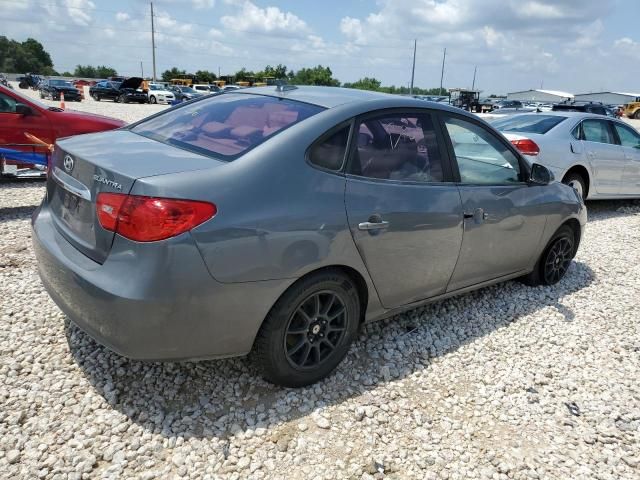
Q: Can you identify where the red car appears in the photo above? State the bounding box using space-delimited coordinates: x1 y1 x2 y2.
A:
0 85 125 177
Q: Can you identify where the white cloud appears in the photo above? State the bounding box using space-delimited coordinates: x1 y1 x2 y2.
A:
115 12 130 22
192 0 215 8
64 0 95 26
221 1 309 36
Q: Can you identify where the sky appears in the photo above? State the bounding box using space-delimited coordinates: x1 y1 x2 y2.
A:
1 0 639 95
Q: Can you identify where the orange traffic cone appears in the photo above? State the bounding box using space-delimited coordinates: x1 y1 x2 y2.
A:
60 91 65 109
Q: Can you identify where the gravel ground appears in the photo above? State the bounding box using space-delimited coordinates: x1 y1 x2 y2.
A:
2 83 640 479
1 181 639 480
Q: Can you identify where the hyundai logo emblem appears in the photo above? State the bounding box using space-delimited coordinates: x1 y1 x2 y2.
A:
63 155 74 172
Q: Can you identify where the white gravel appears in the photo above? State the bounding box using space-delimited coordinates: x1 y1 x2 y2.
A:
2 84 640 479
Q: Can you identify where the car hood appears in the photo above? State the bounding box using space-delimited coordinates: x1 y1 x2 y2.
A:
119 77 143 90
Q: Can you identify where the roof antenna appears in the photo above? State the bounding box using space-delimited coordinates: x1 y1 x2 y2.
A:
275 80 297 92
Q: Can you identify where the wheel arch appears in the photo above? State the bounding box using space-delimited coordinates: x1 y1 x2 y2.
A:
562 164 591 198
561 218 582 256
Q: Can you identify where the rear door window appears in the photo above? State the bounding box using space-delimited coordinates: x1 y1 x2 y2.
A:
131 94 324 159
613 122 640 148
348 112 445 183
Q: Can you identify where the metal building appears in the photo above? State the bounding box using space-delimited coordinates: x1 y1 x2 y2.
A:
573 92 640 106
506 89 574 103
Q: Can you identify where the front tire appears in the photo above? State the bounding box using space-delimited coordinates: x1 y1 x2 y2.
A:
634 110 640 120
562 172 587 201
149 95 157 104
118 94 127 103
251 270 361 387
520 225 575 286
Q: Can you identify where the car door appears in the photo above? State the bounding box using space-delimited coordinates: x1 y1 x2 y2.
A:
439 113 547 292
344 110 463 309
578 119 625 195
612 121 640 195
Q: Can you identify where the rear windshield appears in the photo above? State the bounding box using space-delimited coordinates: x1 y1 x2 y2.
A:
493 114 567 134
131 93 324 159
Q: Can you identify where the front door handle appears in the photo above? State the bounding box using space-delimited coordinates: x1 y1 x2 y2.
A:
358 220 390 231
463 208 488 224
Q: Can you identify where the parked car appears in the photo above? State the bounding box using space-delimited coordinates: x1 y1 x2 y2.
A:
0 73 11 89
32 86 586 387
192 84 214 94
222 85 242 91
17 73 41 89
0 85 124 177
552 101 607 116
492 100 523 110
89 78 147 103
147 84 175 104
39 79 82 102
494 111 640 199
170 85 204 102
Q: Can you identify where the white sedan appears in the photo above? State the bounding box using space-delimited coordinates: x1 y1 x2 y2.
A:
147 84 175 104
492 112 640 199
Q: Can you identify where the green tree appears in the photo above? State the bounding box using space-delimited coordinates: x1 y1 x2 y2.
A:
161 67 187 83
343 77 382 91
0 36 56 74
94 65 117 78
290 65 339 86
233 68 255 82
195 70 217 83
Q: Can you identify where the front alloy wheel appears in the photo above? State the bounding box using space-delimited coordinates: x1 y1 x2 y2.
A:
543 235 573 284
252 270 360 387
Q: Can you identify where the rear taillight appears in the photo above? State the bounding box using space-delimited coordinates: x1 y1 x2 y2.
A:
510 138 540 156
96 193 216 242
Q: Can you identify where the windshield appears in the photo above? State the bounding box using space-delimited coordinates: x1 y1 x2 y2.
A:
110 82 122 89
180 87 196 93
493 115 567 134
50 80 73 87
131 93 324 159
150 85 161 90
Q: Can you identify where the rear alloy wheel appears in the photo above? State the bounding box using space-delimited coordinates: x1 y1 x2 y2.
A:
118 94 127 104
149 96 157 104
520 225 575 286
252 270 360 387
562 172 587 201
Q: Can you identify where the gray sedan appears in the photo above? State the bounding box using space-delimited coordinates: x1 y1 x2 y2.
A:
32 86 586 387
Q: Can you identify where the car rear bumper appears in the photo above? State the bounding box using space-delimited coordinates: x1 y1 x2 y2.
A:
32 201 291 361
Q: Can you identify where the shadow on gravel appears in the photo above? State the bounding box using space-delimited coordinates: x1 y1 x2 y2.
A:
585 199 640 223
0 205 38 223
65 260 595 441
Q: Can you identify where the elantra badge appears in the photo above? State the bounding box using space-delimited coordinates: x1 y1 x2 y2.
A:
63 155 74 172
93 174 122 191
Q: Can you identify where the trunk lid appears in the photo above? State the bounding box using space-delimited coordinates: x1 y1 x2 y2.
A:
48 129 223 263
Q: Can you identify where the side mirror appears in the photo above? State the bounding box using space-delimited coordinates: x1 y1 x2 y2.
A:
15 104 33 116
529 163 553 185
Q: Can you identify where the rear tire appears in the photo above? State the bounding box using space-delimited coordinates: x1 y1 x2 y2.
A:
634 110 640 120
520 225 575 287
118 94 127 103
149 96 157 104
562 172 587 201
251 270 361 387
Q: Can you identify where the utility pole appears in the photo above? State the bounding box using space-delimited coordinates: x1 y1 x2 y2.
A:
439 48 447 96
140 61 144 78
409 39 416 95
150 2 157 82
471 65 477 91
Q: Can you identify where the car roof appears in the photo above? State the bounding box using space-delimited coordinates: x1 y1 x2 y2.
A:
231 85 473 115
233 85 401 108
512 111 610 120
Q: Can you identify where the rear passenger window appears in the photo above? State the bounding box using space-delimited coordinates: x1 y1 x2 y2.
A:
309 126 350 171
613 123 640 148
348 113 444 182
582 120 614 144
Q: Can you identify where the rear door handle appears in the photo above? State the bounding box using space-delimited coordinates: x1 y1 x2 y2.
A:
358 221 390 231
